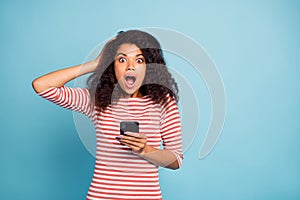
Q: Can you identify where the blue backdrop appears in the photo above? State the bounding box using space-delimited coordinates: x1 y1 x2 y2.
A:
1 0 299 199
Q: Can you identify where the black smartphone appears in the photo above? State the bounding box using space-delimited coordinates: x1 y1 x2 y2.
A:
120 121 139 135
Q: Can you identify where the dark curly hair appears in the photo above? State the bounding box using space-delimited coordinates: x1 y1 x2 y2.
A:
86 30 179 111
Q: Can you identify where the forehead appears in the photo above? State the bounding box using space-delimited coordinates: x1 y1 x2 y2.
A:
116 43 142 56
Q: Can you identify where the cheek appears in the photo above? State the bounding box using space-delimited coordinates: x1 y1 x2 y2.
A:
137 65 147 82
141 65 147 77
114 63 123 80
139 64 146 73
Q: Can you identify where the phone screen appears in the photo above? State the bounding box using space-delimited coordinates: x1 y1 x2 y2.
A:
120 121 139 135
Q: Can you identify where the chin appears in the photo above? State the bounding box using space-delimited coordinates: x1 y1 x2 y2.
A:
119 87 136 97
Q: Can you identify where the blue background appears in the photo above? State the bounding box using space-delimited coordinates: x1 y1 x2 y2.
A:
1 0 299 199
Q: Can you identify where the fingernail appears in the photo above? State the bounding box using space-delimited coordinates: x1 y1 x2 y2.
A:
115 136 121 140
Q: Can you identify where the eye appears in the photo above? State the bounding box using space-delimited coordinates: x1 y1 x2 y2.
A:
118 57 126 63
136 58 144 63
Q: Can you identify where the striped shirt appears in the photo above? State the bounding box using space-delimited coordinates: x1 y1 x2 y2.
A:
39 86 183 200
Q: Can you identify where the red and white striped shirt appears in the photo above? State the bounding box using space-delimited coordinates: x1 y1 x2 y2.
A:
39 86 183 200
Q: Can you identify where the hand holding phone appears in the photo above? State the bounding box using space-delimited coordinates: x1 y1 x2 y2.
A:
117 121 147 154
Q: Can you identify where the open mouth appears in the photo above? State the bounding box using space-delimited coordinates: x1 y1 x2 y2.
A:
124 75 136 88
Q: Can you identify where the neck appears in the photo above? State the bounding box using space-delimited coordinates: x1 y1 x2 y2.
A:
120 90 143 98
131 90 143 98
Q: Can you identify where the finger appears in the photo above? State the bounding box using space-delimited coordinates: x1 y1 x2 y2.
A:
121 135 144 143
123 143 142 154
116 135 143 143
121 141 145 154
121 138 146 149
125 132 147 139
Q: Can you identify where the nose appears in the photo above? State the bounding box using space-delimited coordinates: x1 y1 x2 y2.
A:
126 59 135 71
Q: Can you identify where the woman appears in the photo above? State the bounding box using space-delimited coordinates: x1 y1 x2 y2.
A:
32 30 183 200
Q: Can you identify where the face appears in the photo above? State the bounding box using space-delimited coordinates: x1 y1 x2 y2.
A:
114 43 146 97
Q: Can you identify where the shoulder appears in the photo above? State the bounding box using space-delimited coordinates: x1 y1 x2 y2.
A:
160 93 179 114
162 93 178 106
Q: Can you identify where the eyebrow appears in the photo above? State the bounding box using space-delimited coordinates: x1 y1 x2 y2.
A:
115 53 144 57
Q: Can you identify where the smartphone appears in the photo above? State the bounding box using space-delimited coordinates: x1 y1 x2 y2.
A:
120 121 139 135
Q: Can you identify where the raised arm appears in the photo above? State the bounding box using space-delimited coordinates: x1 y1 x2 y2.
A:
32 37 115 93
32 59 98 94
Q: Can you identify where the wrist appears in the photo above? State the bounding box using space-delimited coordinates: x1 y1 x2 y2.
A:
80 60 97 74
88 60 98 72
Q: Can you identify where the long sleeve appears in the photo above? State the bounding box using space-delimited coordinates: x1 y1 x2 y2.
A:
38 86 94 119
160 96 183 167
